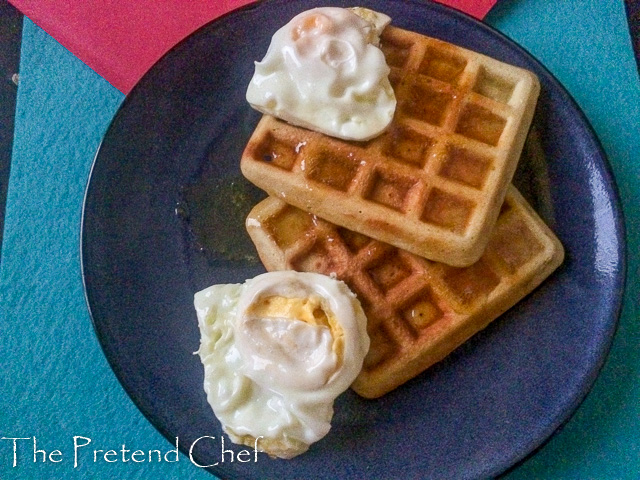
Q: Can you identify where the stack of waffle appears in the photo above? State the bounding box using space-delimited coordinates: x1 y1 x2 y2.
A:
240 25 564 398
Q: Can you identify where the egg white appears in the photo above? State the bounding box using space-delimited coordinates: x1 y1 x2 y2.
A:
194 271 369 458
246 7 396 141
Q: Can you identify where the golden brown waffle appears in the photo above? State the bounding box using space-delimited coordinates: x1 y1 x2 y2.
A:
241 25 540 267
245 187 564 398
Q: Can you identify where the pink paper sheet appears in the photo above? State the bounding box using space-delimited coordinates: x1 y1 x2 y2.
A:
10 0 496 93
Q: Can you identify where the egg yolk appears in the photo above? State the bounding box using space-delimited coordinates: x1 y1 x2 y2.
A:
291 13 334 41
246 295 345 362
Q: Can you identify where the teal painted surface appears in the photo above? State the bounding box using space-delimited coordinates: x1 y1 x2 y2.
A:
1 0 638 478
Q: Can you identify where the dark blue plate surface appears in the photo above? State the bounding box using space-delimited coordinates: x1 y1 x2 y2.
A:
81 1 625 479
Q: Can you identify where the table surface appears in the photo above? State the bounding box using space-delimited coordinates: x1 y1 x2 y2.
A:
1 1 639 479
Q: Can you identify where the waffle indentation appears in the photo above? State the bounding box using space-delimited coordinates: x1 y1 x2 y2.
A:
419 47 468 85
337 227 371 254
362 328 396 369
489 214 544 272
252 132 298 171
441 258 500 305
291 241 338 275
366 250 414 294
305 149 360 191
499 201 513 216
473 66 516 104
382 125 434 168
421 188 475 233
365 169 420 212
401 289 444 330
456 103 506 146
438 145 492 189
402 81 454 127
265 205 314 249
380 37 412 68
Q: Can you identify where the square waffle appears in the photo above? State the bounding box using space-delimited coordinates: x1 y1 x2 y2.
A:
245 187 564 398
241 25 540 267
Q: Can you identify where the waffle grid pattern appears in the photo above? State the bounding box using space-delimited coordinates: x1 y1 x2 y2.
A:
241 26 539 266
247 187 564 398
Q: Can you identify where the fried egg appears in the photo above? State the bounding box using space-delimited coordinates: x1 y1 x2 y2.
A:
246 7 396 141
194 271 369 459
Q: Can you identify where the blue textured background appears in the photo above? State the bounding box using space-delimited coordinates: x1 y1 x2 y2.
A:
1 0 638 478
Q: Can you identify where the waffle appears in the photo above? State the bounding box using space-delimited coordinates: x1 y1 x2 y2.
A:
241 25 540 267
245 187 564 398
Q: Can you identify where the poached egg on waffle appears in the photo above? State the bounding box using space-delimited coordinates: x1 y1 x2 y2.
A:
246 7 396 141
194 271 369 459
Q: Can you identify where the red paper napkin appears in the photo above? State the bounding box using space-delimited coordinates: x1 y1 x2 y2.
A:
9 0 496 94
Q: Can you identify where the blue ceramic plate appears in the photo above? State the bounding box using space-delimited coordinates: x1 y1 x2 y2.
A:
81 1 625 479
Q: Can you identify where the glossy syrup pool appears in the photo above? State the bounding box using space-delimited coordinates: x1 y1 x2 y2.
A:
177 174 265 266
174 105 266 269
